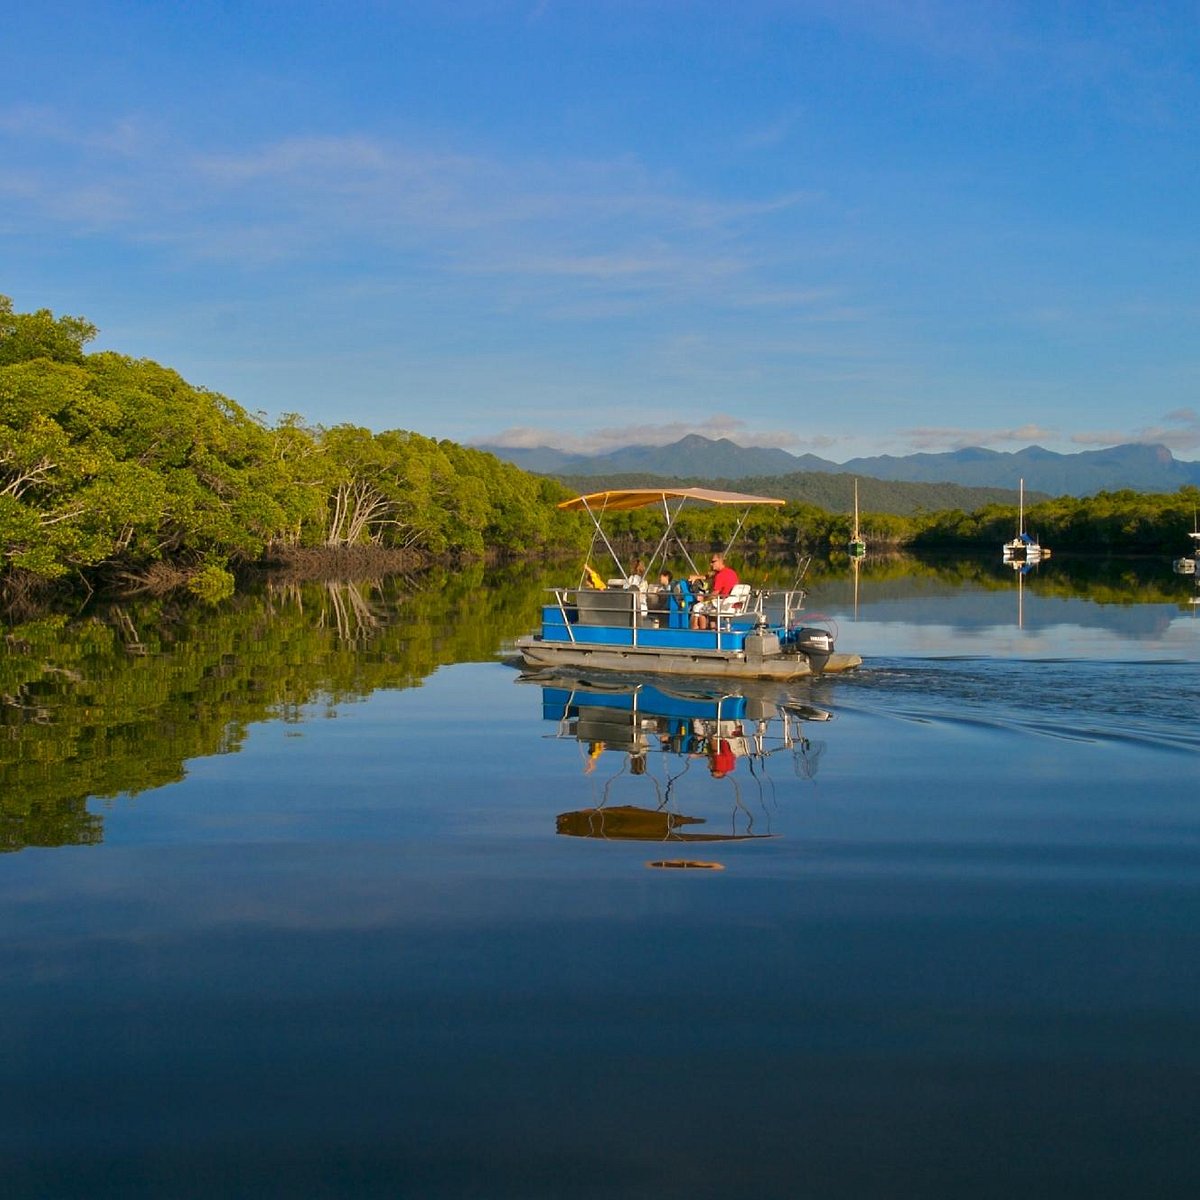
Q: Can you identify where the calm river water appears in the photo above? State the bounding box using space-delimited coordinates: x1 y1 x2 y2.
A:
2 556 1198 1198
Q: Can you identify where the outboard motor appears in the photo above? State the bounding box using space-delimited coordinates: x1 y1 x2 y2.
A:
794 626 834 671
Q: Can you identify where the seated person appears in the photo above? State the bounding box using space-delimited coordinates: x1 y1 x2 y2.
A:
690 553 739 630
621 558 650 618
646 569 673 620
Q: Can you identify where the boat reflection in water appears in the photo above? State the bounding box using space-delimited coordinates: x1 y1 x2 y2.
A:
1006 556 1040 628
521 671 830 867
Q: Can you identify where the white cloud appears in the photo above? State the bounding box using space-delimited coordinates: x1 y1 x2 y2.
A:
478 415 810 454
899 424 1059 451
0 111 834 332
182 133 810 250
460 250 741 282
0 105 160 156
194 135 396 182
1163 406 1197 424
743 109 803 150
1071 409 1200 452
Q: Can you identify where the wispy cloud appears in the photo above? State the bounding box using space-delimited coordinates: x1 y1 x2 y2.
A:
901 411 1200 455
1071 409 1200 452
0 110 830 317
901 424 1060 451
811 0 1199 134
0 104 160 156
742 109 804 150
75 123 804 242
479 415 810 454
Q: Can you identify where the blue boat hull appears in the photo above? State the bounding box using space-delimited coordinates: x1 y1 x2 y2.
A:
517 613 859 680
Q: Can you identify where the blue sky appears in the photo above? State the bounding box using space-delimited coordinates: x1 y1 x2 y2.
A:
2 1 1198 460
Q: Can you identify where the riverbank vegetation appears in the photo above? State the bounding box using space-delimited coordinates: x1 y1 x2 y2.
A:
0 297 583 605
908 488 1199 554
3 296 1196 612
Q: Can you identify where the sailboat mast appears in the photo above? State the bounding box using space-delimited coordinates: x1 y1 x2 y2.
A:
848 478 866 557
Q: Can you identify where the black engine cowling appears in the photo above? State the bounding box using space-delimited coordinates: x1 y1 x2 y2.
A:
793 626 834 671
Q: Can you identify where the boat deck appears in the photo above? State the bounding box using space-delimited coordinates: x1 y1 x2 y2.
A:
518 592 860 680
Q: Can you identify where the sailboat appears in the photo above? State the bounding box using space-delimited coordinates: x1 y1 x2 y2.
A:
848 478 866 558
1174 509 1200 575
1002 478 1043 565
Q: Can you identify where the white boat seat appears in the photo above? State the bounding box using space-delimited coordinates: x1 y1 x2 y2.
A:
713 583 752 615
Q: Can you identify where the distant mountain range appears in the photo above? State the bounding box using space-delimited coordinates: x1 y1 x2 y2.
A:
477 435 1200 497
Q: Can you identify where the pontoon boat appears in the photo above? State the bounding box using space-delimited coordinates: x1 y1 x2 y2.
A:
516 488 861 680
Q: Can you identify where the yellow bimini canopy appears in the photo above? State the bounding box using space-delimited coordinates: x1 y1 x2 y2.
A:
560 487 786 584
558 487 786 512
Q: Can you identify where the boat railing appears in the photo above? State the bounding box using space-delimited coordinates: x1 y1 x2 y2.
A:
548 587 578 643
546 584 812 646
753 588 808 630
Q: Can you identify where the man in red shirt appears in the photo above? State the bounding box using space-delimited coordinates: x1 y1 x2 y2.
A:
690 553 738 630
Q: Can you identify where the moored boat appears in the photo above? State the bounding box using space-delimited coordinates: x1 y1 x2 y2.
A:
516 488 861 680
1003 478 1045 565
1173 511 1200 574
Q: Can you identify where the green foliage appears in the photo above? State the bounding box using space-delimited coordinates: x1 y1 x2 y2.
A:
299 425 584 557
187 561 236 603
0 295 97 365
0 297 585 591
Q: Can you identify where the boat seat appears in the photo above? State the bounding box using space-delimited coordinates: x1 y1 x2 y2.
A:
575 587 640 626
667 578 695 629
714 583 752 615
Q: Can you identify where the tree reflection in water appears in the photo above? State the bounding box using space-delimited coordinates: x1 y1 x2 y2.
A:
0 564 549 852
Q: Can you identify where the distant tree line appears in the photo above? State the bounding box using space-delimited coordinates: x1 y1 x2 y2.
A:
908 488 1200 554
588 486 1199 557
